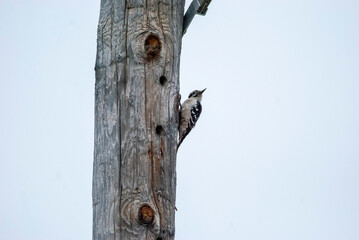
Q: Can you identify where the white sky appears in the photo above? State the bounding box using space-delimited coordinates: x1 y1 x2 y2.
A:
1 0 359 239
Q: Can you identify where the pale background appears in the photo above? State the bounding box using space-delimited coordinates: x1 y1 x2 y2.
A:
1 0 358 239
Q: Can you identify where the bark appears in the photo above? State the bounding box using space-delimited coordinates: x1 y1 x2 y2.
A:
93 0 185 239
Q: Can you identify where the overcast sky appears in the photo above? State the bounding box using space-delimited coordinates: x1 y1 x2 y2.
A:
1 0 358 239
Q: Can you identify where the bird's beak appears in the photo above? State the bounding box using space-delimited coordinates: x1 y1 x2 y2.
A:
201 88 207 94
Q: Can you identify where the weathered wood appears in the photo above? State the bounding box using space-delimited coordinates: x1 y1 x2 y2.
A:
93 0 185 239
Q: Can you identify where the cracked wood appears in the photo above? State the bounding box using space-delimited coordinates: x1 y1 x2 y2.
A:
93 0 185 239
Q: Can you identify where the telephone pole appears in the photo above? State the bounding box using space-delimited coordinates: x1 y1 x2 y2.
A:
93 0 185 239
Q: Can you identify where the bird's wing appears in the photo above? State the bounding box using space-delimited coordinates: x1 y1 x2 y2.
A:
177 101 202 149
190 100 202 126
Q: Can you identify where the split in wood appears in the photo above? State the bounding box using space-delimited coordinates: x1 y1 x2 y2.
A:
138 204 155 225
145 34 161 61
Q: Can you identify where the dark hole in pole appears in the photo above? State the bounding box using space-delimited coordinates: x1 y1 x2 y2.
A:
159 76 167 85
156 125 164 135
138 204 155 225
145 34 161 61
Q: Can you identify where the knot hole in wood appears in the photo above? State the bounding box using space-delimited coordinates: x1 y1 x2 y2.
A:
145 34 161 61
138 204 155 225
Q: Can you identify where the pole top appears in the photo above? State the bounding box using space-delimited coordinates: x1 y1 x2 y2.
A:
183 0 213 35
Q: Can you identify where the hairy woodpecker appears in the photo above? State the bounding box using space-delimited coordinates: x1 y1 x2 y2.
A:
177 88 206 149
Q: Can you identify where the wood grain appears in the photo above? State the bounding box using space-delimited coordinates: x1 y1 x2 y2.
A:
93 1 185 239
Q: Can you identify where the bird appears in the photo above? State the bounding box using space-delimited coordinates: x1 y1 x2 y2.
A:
177 88 206 150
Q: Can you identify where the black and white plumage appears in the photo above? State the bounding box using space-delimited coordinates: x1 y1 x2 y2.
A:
177 88 206 150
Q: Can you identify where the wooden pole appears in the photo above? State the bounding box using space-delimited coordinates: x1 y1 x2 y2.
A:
93 0 185 239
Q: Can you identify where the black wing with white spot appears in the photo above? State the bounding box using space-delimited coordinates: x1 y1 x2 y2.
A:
177 101 202 149
189 100 202 126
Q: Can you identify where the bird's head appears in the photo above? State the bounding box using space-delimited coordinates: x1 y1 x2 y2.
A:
188 88 206 101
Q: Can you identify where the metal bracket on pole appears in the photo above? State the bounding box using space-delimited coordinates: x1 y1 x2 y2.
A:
183 0 212 36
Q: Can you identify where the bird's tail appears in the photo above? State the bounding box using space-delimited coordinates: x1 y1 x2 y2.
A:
176 130 189 152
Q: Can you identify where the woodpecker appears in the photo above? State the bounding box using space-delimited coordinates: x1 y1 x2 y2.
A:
177 88 206 150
